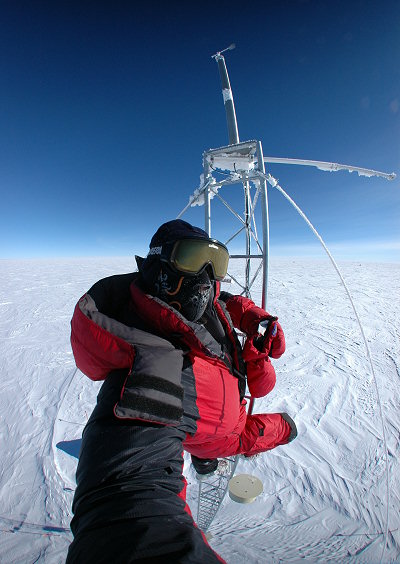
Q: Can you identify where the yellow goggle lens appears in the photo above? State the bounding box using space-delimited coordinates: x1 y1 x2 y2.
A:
170 239 229 280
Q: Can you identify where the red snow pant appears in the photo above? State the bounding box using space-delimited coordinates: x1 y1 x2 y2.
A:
184 409 292 460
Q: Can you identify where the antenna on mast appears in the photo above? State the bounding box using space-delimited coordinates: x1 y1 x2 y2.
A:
211 45 239 145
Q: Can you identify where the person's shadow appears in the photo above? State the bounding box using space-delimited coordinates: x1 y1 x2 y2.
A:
56 439 82 459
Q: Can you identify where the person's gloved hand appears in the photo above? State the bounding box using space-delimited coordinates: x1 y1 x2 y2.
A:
253 316 285 359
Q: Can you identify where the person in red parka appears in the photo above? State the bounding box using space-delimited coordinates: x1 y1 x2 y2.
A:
66 219 296 563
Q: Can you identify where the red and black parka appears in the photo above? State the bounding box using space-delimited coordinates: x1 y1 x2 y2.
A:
66 272 284 563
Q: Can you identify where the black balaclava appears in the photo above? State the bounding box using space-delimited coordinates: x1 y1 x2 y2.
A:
155 263 213 322
138 220 215 322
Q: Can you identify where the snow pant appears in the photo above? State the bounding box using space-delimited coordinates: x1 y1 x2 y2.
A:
240 412 293 456
184 411 293 459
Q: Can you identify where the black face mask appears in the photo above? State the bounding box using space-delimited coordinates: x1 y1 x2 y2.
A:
155 266 213 322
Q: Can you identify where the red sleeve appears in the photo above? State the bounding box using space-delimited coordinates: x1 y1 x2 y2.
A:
242 338 276 397
70 297 135 381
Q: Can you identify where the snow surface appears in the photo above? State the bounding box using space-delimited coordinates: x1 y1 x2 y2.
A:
0 257 399 563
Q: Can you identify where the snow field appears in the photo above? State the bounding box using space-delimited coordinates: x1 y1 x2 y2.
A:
0 257 399 562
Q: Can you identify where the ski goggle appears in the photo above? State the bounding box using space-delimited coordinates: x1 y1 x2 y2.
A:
157 238 229 280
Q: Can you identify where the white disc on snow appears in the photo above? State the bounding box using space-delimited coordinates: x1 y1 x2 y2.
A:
228 474 263 504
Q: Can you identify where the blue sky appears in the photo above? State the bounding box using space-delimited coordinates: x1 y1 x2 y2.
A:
1 0 399 262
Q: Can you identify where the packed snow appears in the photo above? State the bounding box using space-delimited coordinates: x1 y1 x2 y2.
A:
0 256 399 563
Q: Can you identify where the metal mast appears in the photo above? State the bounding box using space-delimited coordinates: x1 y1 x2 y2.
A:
178 46 271 534
192 45 271 308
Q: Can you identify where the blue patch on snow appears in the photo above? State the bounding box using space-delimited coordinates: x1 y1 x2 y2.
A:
56 439 82 459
